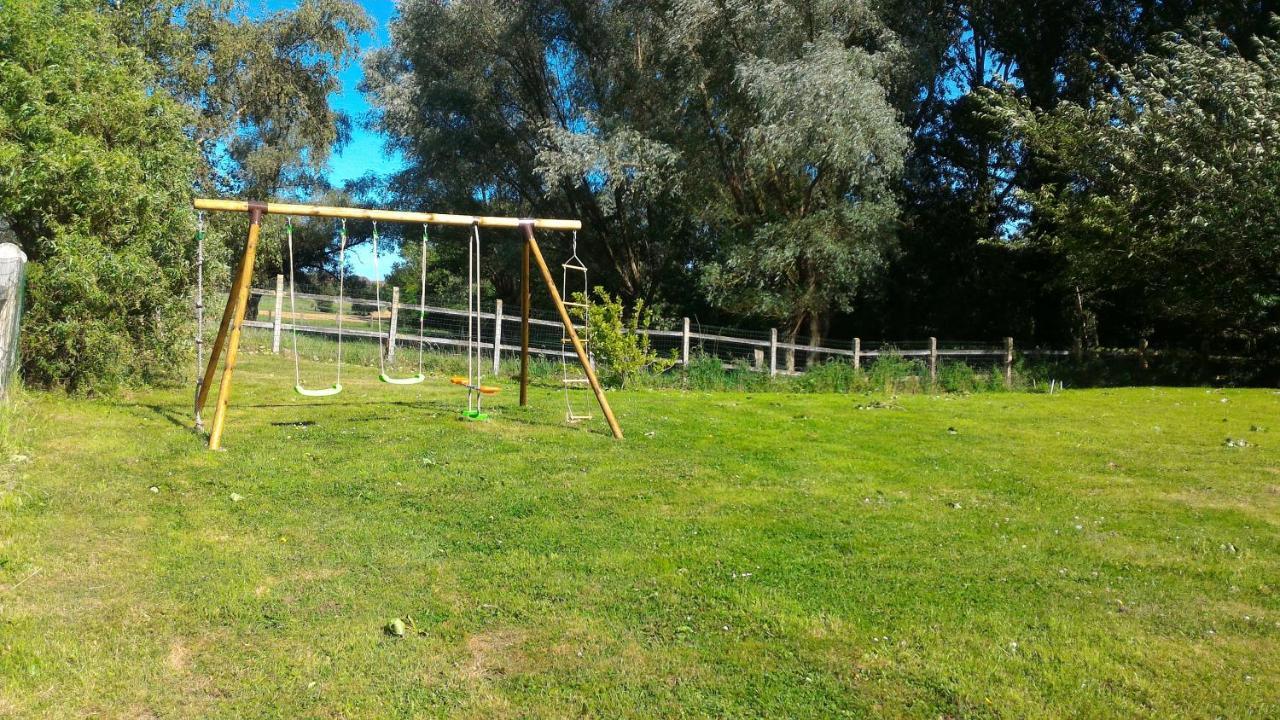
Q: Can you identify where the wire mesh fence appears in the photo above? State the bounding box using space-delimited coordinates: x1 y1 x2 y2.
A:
237 282 1019 379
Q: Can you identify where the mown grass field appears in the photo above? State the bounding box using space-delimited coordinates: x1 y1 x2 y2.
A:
1 350 1277 718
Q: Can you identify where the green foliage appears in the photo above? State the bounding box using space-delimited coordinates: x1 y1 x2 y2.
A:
110 0 371 200
0 0 197 392
367 1 908 338
983 25 1280 351
573 287 675 388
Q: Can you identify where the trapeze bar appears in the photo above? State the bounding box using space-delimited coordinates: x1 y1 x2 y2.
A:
192 198 582 231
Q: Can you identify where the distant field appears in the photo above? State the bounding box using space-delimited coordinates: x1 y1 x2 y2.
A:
1 352 1277 718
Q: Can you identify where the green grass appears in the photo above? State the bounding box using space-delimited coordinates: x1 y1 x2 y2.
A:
1 351 1277 718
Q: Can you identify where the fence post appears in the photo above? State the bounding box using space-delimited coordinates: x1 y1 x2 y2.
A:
681 317 690 367
1138 337 1149 370
853 337 861 370
493 299 503 375
386 286 400 363
769 328 778 377
1004 336 1014 388
271 274 284 354
929 337 938 385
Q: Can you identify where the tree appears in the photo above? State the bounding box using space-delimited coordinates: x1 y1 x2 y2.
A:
0 0 198 391
110 0 371 201
367 1 909 353
982 25 1280 350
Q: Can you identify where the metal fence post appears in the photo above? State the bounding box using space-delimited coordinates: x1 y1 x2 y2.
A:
929 336 938 384
769 328 778 377
493 299 503 375
1004 336 1014 388
271 274 284 354
681 317 690 367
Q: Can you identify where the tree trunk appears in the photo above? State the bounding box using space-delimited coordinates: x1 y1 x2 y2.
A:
807 312 826 368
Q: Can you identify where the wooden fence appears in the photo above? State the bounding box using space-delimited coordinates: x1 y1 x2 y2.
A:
246 280 1031 385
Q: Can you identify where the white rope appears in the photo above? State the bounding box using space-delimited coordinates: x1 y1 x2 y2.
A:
194 211 205 429
373 221 386 374
466 222 476 412
417 225 427 376
288 219 346 394
473 222 484 412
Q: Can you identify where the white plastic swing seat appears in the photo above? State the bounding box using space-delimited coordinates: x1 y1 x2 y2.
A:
379 372 426 385
295 383 342 398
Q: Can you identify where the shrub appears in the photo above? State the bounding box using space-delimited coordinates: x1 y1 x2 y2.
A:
0 0 197 392
572 287 676 388
938 361 980 394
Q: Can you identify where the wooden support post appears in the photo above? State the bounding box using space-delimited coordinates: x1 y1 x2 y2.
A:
929 336 938 385
521 223 622 439
208 206 265 450
1138 337 1149 370
853 337 861 370
769 328 778 377
196 246 248 416
493 299 503 375
1004 336 1014 389
386 286 400 363
519 234 531 406
681 317 690 367
271 274 284 354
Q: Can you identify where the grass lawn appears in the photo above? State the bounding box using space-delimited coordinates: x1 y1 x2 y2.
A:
1 351 1277 718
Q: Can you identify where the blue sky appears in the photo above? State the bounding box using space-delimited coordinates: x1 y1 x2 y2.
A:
263 0 404 277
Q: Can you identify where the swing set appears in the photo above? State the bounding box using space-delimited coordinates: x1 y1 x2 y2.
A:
191 198 622 450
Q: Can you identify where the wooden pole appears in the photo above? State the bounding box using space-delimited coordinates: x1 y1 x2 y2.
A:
386 286 400 363
208 206 265 450
493 299 503 376
193 198 581 231
519 235 531 406
522 223 622 439
196 245 248 415
271 274 284 354
853 337 861 370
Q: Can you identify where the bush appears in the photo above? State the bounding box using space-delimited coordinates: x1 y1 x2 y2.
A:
0 0 198 392
938 361 980 393
572 287 676 388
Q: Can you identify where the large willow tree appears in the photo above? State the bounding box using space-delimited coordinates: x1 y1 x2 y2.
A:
365 0 910 344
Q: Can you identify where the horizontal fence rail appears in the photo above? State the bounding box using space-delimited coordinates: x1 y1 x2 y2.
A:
242 281 1041 383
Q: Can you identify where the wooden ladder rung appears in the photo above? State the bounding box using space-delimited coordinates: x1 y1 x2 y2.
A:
563 377 590 384
562 263 587 272
562 337 589 344
562 301 589 308
567 413 593 421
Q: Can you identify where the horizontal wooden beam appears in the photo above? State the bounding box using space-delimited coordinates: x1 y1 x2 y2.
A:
193 198 582 231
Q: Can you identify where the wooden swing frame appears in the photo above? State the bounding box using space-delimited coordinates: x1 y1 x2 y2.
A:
193 198 623 450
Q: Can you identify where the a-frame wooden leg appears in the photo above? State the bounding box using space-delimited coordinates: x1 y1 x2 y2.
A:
520 223 622 439
208 206 265 450
196 244 248 419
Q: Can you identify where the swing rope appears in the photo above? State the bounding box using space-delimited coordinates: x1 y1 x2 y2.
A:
372 222 427 384
288 218 345 397
451 221 499 411
193 211 205 430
